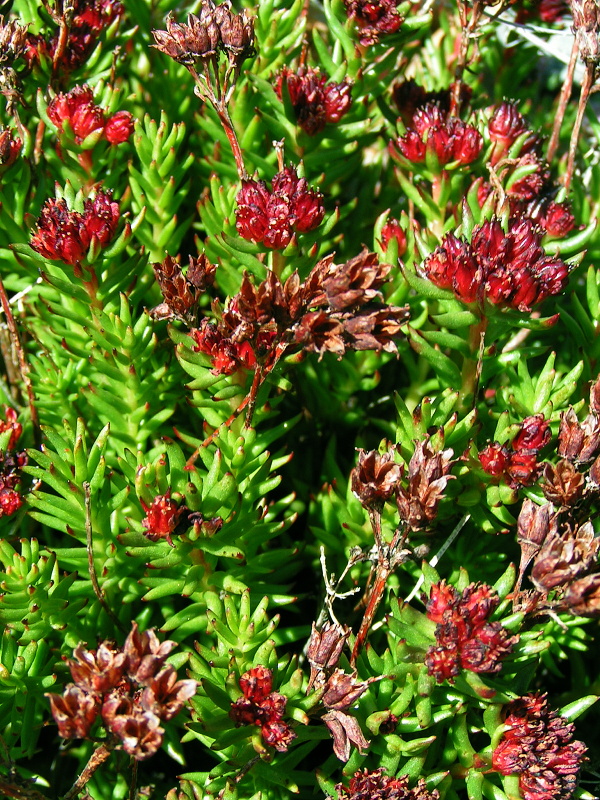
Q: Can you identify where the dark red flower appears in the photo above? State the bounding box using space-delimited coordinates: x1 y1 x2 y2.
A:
506 450 541 487
425 581 516 682
539 201 576 238
276 67 352 135
422 234 480 303
0 408 22 450
82 190 120 246
140 491 189 545
0 488 23 516
337 768 439 800
380 218 407 256
479 443 511 477
48 86 105 144
30 199 91 265
239 666 273 702
235 166 324 249
104 110 134 144
0 128 22 168
393 104 483 168
343 0 403 45
493 694 587 800
512 415 551 452
422 218 569 311
192 320 257 375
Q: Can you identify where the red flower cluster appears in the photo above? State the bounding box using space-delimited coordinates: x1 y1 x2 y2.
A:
0 408 27 518
192 318 262 375
235 165 325 250
276 67 352 136
424 581 517 682
47 624 197 760
480 102 575 239
30 190 120 266
337 768 439 800
392 79 472 127
48 85 134 145
493 694 587 800
392 103 483 168
343 0 403 45
229 666 296 752
480 414 550 488
27 0 123 73
0 128 22 168
422 218 569 310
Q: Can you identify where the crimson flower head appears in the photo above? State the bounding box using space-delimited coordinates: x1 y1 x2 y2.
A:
493 694 587 800
82 191 120 245
337 769 439 800
0 408 22 451
48 86 105 144
0 128 22 168
479 442 511 477
140 491 189 545
30 189 120 266
539 201 576 238
104 111 134 144
343 0 403 45
380 218 407 256
235 166 324 249
512 414 551 452
393 104 483 168
276 67 352 135
422 217 569 311
230 667 296 752
192 319 257 375
488 101 538 164
30 198 91 266
425 581 516 683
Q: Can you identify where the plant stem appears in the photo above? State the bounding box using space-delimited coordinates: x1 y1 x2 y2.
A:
84 482 125 633
564 61 595 194
62 743 112 800
547 37 579 163
0 271 39 440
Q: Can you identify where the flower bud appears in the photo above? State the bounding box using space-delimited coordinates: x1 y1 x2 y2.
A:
0 128 22 168
48 85 105 144
104 110 134 144
512 414 551 453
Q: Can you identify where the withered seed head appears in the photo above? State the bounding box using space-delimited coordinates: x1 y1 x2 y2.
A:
558 407 600 463
306 621 350 691
350 448 401 509
531 522 600 592
562 572 600 617
540 460 586 507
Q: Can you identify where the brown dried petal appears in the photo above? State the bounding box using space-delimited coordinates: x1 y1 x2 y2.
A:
47 685 100 739
541 460 586 507
342 306 407 353
517 499 559 576
321 669 371 711
111 708 165 760
68 642 127 694
295 310 346 356
306 621 351 691
102 690 134 728
323 250 391 311
558 408 600 463
351 448 401 509
397 440 454 530
141 666 197 720
123 622 176 683
531 522 600 592
562 572 600 617
322 709 370 762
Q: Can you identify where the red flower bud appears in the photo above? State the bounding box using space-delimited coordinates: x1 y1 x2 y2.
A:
479 442 511 477
104 110 134 144
0 128 22 168
0 408 22 450
380 218 407 256
48 86 105 144
512 414 551 453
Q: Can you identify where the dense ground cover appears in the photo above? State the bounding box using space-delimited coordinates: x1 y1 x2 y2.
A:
1 0 600 797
